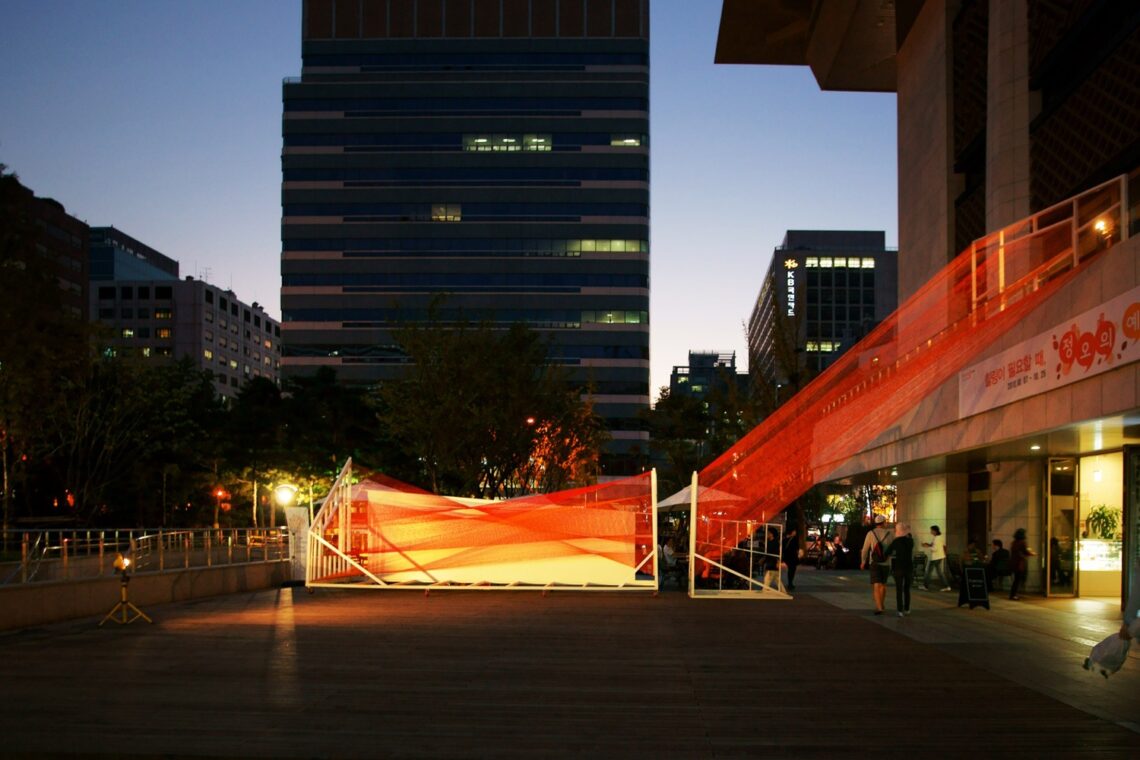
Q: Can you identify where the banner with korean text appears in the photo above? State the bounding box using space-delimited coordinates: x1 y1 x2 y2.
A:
959 285 1140 418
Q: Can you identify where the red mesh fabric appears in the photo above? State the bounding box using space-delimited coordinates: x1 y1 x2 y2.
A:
695 179 1126 559
312 470 654 584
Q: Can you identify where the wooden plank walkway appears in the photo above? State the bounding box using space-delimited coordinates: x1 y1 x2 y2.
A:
0 583 1138 758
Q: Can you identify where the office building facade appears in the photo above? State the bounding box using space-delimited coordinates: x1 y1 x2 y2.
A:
718 0 1140 603
747 230 896 393
281 0 650 474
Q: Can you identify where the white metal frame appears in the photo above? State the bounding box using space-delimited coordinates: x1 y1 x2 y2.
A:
306 460 660 593
685 473 792 600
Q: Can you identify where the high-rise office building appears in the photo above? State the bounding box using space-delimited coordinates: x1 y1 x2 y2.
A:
281 0 650 474
746 230 896 393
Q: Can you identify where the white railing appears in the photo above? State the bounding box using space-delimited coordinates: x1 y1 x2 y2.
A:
1 528 290 585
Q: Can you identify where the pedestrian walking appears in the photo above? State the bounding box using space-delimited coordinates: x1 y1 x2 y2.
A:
782 526 800 592
1009 528 1035 600
921 525 951 591
886 522 915 617
860 515 893 615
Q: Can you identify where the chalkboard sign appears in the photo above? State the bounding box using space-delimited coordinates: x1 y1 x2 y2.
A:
957 566 990 609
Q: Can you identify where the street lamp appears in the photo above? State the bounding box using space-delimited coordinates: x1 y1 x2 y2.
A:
272 483 298 528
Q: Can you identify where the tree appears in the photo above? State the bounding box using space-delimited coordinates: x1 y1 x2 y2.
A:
640 387 711 497
0 169 93 530
380 319 607 497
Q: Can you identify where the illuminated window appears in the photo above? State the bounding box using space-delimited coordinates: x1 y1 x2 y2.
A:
141 347 152 358
611 134 642 147
263 338 272 349
805 257 818 268
819 257 833 267
833 257 846 268
806 342 819 352
523 134 551 151
847 258 860 268
156 328 172 339
862 258 876 268
431 203 461 222
155 347 172 357
155 308 172 319
821 341 834 352
229 359 238 370
204 349 214 360
120 328 134 339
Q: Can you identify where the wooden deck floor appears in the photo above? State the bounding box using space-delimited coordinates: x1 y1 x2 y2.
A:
1 586 1137 758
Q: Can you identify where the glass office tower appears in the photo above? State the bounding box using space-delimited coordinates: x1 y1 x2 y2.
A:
282 0 650 474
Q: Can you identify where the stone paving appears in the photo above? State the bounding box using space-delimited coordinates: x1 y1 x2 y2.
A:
0 567 1136 758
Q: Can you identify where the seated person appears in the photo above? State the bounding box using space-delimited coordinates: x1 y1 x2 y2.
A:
986 539 1011 590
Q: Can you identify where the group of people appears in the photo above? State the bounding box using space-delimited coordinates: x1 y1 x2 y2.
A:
859 517 1037 615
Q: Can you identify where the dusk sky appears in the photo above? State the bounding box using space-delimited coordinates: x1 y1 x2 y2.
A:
0 0 897 395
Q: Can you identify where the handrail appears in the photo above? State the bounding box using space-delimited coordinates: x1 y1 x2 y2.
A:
0 528 290 586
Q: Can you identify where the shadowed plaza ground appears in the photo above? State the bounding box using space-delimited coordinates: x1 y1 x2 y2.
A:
1 567 1137 758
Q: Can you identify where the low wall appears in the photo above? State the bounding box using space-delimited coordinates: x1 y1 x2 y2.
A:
0 561 293 631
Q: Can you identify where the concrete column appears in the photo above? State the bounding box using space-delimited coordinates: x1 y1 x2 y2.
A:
985 0 1032 230
896 1 956 301
991 459 1046 591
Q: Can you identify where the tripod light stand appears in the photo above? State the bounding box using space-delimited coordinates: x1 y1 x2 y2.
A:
99 553 152 626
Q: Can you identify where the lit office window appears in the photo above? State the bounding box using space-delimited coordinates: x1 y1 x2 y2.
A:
120 328 134 339
819 258 833 267
610 134 642 147
805 258 818 268
862 258 876 268
431 203 461 222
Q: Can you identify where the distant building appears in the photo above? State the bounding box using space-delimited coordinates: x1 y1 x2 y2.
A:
669 350 748 404
89 230 281 399
5 178 89 320
747 230 897 394
280 0 650 475
89 226 178 283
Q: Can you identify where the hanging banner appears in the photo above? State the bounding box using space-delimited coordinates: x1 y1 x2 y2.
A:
959 285 1140 418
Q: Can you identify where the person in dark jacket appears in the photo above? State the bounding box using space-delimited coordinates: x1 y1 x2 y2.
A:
1009 528 1035 600
782 526 800 592
886 522 915 617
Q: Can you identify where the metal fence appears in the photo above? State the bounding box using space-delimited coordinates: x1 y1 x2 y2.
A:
1 528 291 585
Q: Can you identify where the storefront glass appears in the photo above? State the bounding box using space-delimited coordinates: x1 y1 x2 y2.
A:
1077 453 1124 597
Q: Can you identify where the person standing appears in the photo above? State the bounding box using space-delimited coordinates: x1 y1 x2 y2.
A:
886 523 915 617
860 515 893 615
782 526 800 592
921 525 951 591
1009 528 1035 600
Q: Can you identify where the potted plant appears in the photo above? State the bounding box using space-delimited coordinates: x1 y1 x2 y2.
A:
1085 505 1121 540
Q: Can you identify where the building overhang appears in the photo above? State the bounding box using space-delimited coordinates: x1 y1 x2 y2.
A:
715 0 901 93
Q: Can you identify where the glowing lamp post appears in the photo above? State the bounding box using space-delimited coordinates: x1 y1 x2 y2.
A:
273 483 298 528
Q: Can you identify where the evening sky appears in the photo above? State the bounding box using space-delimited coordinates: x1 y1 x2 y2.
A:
0 0 897 395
